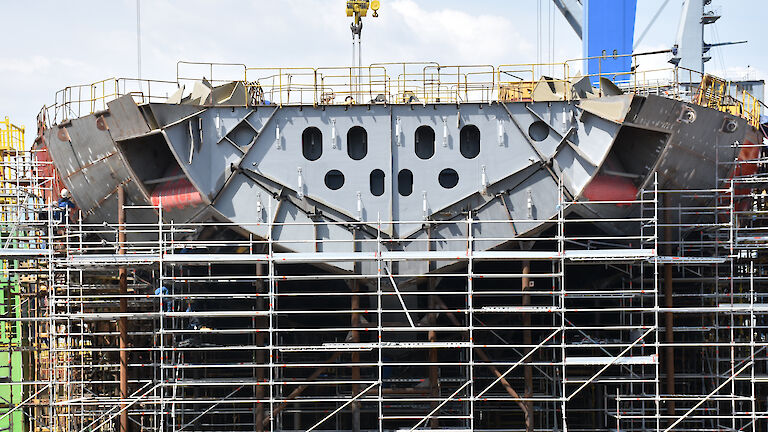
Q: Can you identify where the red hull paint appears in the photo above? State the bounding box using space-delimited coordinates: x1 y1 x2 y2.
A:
151 177 203 209
582 174 638 205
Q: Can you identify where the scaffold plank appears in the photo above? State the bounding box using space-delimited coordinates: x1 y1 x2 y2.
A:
0 248 51 258
564 355 658 365
64 248 659 267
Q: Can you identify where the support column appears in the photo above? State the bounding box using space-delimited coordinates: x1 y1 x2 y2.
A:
428 290 439 429
664 195 675 422
664 264 675 419
118 185 129 432
351 280 361 432
426 226 439 429
522 260 534 432
255 263 265 432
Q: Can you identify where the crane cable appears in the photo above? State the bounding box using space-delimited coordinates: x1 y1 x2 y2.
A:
137 0 142 80
537 0 542 65
634 0 671 51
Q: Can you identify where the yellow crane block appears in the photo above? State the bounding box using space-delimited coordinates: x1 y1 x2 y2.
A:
346 0 380 24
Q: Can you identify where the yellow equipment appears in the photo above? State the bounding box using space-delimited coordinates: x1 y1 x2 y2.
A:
0 117 24 432
346 0 380 95
695 74 762 128
0 118 24 202
0 117 23 152
346 1 380 26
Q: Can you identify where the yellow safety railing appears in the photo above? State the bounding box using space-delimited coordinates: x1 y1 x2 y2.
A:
0 118 22 153
422 65 496 103
498 62 570 102
695 73 762 128
0 118 23 193
740 90 762 128
695 74 728 109
44 54 763 130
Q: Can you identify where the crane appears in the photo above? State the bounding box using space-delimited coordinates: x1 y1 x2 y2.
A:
346 1 380 101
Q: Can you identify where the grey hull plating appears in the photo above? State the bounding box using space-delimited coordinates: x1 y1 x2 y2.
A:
43 93 748 274
573 94 744 230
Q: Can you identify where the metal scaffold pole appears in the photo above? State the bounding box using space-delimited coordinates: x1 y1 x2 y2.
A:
664 192 676 423
8 53 768 431
118 185 129 432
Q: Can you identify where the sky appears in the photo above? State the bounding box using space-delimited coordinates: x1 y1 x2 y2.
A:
0 0 765 141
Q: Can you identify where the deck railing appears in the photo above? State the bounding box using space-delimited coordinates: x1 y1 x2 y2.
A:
42 53 763 129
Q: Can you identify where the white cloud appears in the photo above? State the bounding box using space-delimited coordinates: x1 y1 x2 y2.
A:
389 0 534 64
0 56 52 74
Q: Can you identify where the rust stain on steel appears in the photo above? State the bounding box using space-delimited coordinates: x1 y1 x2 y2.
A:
96 115 109 131
57 127 71 142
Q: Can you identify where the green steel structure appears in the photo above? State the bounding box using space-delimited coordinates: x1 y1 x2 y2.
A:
0 117 24 432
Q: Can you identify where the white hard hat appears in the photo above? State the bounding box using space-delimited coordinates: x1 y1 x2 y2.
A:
60 188 70 198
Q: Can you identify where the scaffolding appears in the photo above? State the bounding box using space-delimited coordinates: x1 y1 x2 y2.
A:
0 118 55 432
0 137 758 431
4 58 768 431
29 178 657 431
